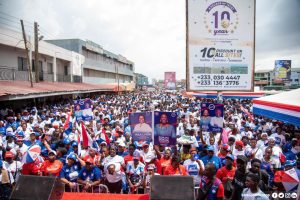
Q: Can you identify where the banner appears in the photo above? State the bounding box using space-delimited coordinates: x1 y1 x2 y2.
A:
200 103 224 132
274 60 291 81
187 0 255 91
164 72 176 90
74 98 93 121
129 112 153 143
154 111 177 146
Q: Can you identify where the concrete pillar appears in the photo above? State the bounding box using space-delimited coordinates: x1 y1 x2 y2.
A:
53 55 57 82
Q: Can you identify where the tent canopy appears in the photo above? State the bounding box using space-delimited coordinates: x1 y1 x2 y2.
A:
253 89 300 126
192 92 265 99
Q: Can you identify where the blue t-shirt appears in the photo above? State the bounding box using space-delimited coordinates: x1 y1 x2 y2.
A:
200 155 222 169
78 166 101 182
60 163 81 182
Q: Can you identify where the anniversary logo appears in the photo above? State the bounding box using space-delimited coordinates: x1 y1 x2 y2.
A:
187 0 255 91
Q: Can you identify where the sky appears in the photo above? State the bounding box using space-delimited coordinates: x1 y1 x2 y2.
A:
0 0 299 80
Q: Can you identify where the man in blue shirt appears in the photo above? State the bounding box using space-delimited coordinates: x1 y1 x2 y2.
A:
200 145 222 170
60 153 81 192
77 158 101 192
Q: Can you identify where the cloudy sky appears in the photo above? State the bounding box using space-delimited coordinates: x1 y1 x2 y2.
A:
0 0 299 80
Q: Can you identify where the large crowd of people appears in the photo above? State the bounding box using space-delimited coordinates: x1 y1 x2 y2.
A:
0 91 299 200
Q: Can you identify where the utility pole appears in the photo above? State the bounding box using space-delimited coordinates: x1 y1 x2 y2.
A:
34 22 39 82
117 64 120 95
20 20 33 87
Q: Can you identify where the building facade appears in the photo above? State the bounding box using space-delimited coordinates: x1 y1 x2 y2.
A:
46 39 134 85
0 27 84 83
254 68 300 90
134 73 149 87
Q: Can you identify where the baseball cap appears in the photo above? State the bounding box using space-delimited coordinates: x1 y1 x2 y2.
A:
85 158 94 164
133 151 140 160
142 142 149 148
222 144 230 152
63 138 71 145
206 145 214 151
48 150 57 156
72 141 78 147
268 136 276 141
6 127 13 134
235 140 244 148
5 151 14 158
225 154 235 161
147 164 156 170
118 142 126 147
68 154 77 161
16 136 24 142
261 132 268 137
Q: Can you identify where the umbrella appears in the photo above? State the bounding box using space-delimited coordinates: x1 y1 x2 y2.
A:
282 168 299 192
22 145 43 163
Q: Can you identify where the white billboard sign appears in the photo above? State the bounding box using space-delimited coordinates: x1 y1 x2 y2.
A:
186 0 255 91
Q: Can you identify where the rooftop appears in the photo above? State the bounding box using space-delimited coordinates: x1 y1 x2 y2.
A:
0 81 127 101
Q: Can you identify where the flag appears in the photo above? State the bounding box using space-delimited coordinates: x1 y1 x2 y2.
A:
240 105 254 121
81 121 93 147
102 129 110 144
63 113 73 135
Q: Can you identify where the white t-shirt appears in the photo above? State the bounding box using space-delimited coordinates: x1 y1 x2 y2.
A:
183 159 204 185
3 161 23 181
105 162 123 183
241 131 253 139
102 155 125 170
270 133 286 146
241 188 269 200
233 149 245 159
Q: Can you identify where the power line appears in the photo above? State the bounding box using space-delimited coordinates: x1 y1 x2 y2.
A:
0 12 57 39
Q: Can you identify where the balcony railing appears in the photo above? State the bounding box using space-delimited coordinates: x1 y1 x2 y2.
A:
0 66 36 82
0 66 81 83
57 74 71 82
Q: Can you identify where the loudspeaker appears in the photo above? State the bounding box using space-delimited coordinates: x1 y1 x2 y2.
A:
10 175 64 200
150 175 195 200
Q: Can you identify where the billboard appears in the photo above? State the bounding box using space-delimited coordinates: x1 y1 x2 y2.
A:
186 0 255 91
200 103 224 133
74 98 93 121
129 112 153 143
164 72 176 90
274 60 291 81
154 111 177 146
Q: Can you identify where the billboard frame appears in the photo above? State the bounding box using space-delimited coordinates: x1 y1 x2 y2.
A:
186 0 256 92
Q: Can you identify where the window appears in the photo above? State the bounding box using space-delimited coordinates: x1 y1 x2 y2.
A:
31 59 35 71
18 57 27 71
47 63 53 74
64 66 68 75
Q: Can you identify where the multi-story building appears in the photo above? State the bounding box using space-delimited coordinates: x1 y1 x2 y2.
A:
46 39 134 84
254 68 300 90
0 27 84 83
134 73 149 87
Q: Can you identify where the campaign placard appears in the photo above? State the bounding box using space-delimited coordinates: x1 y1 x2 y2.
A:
187 0 255 91
164 72 176 90
200 103 224 132
129 112 153 143
274 60 291 81
154 111 177 146
74 98 93 121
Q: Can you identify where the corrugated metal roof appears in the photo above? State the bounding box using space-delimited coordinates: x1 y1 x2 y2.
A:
0 80 121 97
